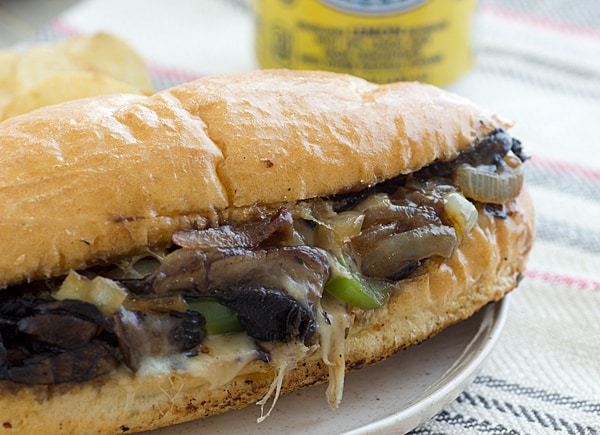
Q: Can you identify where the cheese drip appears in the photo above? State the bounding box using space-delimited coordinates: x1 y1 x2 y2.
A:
255 340 315 422
135 300 352 422
137 332 261 389
317 296 352 408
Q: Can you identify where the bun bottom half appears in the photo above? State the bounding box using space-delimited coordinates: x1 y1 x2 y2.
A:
0 188 534 435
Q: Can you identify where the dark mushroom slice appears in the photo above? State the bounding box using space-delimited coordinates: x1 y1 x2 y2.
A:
4 340 119 385
0 287 52 323
0 292 124 384
34 299 113 331
199 246 329 343
0 333 8 379
15 299 115 351
415 128 516 180
17 313 100 350
172 207 293 250
204 246 328 308
459 128 514 166
207 286 316 343
124 246 329 344
112 308 204 372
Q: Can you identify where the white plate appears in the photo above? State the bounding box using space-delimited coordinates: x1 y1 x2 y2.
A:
154 296 510 435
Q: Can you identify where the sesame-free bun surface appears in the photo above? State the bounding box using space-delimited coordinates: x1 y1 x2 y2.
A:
0 69 534 434
0 69 510 288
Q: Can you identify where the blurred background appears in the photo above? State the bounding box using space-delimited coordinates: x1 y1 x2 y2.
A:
0 1 599 433
0 0 78 47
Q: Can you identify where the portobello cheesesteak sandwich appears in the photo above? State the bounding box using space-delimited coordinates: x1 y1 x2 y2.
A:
0 69 534 434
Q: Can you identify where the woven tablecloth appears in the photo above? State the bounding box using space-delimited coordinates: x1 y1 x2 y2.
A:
27 0 600 433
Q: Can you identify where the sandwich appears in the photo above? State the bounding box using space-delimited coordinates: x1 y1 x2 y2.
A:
0 69 535 434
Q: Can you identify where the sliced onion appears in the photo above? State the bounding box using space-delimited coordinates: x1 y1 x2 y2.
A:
352 193 392 213
360 224 457 278
313 211 364 254
123 295 188 314
351 222 398 252
326 210 365 243
453 156 524 204
443 192 478 238
54 271 127 316
362 204 417 228
173 207 293 250
173 225 254 250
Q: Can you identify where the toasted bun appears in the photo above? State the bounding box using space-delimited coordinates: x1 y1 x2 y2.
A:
0 70 533 434
0 69 510 288
0 189 534 434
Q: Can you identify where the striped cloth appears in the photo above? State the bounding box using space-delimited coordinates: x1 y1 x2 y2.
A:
29 0 600 433
419 2 600 433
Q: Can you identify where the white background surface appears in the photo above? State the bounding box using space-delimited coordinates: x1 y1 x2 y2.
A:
5 0 600 432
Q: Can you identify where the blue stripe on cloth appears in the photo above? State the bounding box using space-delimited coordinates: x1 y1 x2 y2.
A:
535 216 600 254
477 45 600 101
409 375 600 434
472 376 600 416
525 164 600 203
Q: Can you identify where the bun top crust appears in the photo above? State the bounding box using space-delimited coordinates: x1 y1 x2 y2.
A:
169 70 511 205
0 69 510 288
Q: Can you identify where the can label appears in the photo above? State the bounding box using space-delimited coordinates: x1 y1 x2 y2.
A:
319 0 430 15
254 0 475 85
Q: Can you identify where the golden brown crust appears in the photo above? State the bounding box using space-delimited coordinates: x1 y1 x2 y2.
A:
0 188 534 435
0 69 509 288
0 70 533 434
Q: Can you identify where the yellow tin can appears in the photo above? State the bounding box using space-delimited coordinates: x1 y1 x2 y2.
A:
254 0 476 85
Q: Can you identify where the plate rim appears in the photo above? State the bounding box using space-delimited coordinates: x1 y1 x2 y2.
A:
152 296 511 434
345 295 511 434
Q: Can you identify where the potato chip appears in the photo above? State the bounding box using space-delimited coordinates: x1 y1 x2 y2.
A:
60 32 154 95
14 45 76 93
0 50 19 113
1 71 142 120
15 33 153 96
0 32 154 121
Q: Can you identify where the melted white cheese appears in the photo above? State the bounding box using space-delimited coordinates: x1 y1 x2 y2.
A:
136 302 350 419
317 296 352 408
137 332 262 389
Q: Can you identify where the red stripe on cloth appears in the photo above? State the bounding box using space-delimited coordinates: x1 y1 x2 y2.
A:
46 19 205 87
529 157 600 183
145 61 205 86
46 18 84 38
525 269 600 292
480 3 600 41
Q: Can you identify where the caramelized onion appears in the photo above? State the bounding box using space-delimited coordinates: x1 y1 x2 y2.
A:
360 224 457 278
322 210 365 244
362 204 417 228
453 154 524 204
352 193 392 213
351 223 398 252
173 207 293 250
443 192 478 238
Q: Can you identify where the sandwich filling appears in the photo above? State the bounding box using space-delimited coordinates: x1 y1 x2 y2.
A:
0 129 527 403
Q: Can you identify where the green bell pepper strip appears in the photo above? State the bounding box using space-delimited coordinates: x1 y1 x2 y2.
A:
324 274 391 309
187 298 244 335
